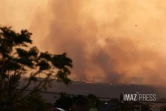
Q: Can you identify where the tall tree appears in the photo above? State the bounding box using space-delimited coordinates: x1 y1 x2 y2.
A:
0 26 73 111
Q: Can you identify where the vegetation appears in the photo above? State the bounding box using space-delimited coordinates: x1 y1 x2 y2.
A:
0 26 153 111
54 92 73 111
53 92 101 111
87 94 101 108
0 26 73 111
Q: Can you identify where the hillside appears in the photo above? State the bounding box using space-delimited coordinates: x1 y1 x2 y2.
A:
19 77 166 103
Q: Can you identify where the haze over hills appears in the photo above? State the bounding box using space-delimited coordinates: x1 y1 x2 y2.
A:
20 77 166 103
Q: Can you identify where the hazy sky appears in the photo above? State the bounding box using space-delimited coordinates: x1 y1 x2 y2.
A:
1 0 166 85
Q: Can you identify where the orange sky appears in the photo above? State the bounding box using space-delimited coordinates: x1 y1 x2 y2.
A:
1 0 166 85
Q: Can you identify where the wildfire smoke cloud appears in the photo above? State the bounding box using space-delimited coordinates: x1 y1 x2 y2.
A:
1 0 166 85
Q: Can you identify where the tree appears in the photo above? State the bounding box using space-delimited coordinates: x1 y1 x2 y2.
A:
72 95 89 111
54 93 73 111
87 94 101 108
0 26 73 111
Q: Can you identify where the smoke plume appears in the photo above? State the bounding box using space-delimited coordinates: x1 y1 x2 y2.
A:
1 0 166 85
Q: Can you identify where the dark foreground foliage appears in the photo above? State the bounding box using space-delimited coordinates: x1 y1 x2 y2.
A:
0 26 73 111
54 92 101 111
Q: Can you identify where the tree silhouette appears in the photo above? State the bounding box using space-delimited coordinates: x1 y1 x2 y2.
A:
87 94 101 108
54 93 73 111
0 26 73 111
